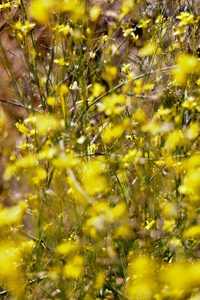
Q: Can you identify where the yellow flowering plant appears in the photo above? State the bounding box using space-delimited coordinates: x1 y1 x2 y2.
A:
0 0 200 299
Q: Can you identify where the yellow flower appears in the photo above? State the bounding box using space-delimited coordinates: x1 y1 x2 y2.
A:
56 240 81 256
29 114 65 135
121 63 132 75
102 118 129 143
139 42 156 56
98 94 126 115
89 6 101 22
92 82 106 97
0 243 25 295
165 129 184 151
120 0 134 19
138 18 152 29
0 1 11 12
177 12 194 26
63 255 84 279
0 201 28 227
80 160 107 195
101 65 118 84
54 58 69 66
28 0 54 25
173 54 199 84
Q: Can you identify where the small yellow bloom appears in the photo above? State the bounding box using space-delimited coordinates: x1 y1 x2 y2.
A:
64 255 84 278
177 12 194 26
138 18 152 29
0 1 11 11
139 42 156 56
98 94 126 115
89 6 101 22
173 54 199 84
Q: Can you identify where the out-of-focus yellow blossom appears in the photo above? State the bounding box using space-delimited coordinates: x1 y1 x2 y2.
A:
19 240 35 255
182 154 200 170
161 202 178 220
189 295 200 300
47 96 59 107
92 82 106 97
182 96 198 111
77 135 86 144
89 6 101 22
179 167 200 201
173 54 200 84
84 201 127 239
132 109 146 124
54 58 69 66
58 0 85 22
142 120 161 135
38 146 58 160
0 201 27 227
138 18 152 29
173 26 187 38
120 0 134 19
101 65 118 84
54 84 69 96
139 42 156 56
67 175 90 205
98 94 126 115
52 152 79 169
27 114 65 135
114 224 133 238
144 83 154 91
28 0 54 25
122 148 142 164
72 29 84 40
12 0 20 7
95 271 105 289
165 129 184 151
163 219 175 231
63 255 84 279
155 106 172 119
168 238 182 253
28 0 85 25
186 123 199 140
31 166 47 185
56 240 81 256
177 12 194 26
101 118 129 143
183 225 200 239
3 154 37 180
0 244 25 295
196 78 200 86
0 1 11 11
86 215 107 234
80 160 107 195
126 256 156 300
133 79 143 94
161 261 200 298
